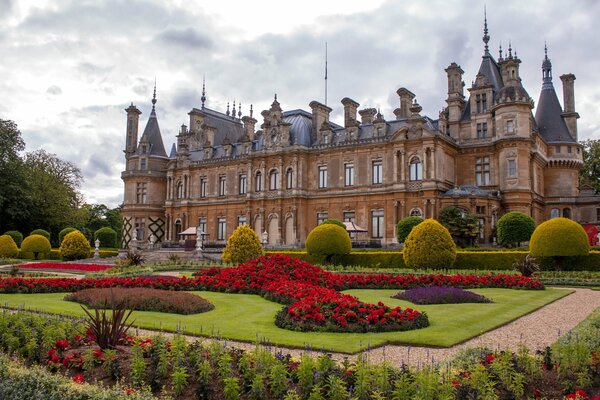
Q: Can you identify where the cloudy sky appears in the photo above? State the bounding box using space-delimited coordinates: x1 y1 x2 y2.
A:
1 0 599 207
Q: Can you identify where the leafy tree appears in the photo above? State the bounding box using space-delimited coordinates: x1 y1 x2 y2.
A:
496 212 535 247
0 119 29 232
81 203 123 244
222 225 265 264
579 139 600 191
439 207 480 247
396 216 423 244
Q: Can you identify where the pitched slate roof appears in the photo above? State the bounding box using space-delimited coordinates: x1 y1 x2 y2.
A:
138 108 168 157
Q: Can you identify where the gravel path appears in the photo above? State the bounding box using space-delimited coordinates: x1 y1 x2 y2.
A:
130 287 600 367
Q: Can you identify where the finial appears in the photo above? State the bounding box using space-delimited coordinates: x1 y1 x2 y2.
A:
201 75 206 109
226 101 230 116
250 104 253 118
152 78 157 110
482 6 490 54
499 42 503 61
544 42 548 60
238 102 242 119
508 41 513 59
542 42 553 86
232 100 236 119
274 93 277 102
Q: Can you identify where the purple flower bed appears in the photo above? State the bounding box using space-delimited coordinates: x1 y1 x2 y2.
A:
392 286 492 305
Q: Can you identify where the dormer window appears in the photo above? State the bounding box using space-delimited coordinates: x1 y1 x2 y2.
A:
475 94 487 113
506 120 515 134
323 134 329 144
140 158 147 170
141 145 147 154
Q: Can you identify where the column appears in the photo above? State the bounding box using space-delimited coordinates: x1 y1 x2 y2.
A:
431 147 436 180
423 148 428 180
392 201 398 244
400 151 406 182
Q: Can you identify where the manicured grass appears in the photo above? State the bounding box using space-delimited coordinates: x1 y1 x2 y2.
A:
0 288 570 353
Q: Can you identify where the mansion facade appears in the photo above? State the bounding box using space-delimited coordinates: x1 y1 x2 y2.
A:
121 24 600 248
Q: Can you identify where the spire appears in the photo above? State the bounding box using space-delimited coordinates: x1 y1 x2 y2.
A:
226 101 230 116
508 41 513 59
250 104 253 118
542 42 553 89
482 6 490 55
232 100 236 119
151 78 157 111
238 102 242 119
498 42 503 61
201 75 206 109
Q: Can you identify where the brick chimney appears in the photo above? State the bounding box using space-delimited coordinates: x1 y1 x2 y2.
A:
341 97 359 127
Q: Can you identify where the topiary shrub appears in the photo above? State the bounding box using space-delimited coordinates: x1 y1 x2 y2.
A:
530 217 589 270
94 227 117 248
30 229 51 241
496 211 535 247
403 219 456 270
306 224 351 263
319 218 346 229
0 235 19 258
60 230 91 261
58 227 77 245
3 231 23 247
396 216 423 244
222 225 265 265
21 234 51 260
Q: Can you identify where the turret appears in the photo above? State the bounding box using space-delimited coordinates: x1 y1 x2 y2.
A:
560 73 579 141
125 103 141 157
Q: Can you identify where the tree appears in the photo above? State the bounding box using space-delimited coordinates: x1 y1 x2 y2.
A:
496 212 535 247
222 225 264 264
306 224 352 263
0 119 29 232
579 139 600 191
81 203 123 244
396 216 423 244
403 219 456 270
439 207 480 247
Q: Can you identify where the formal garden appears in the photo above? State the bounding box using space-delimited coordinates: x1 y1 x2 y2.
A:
0 215 598 399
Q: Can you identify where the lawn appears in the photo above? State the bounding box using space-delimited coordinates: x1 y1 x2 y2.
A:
0 288 570 353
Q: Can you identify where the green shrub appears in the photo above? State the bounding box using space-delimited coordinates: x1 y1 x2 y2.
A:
20 234 51 260
94 227 118 248
60 230 91 260
3 231 23 247
530 218 589 259
496 212 535 247
319 219 346 229
58 227 77 245
403 219 456 269
0 235 19 258
306 224 351 262
222 225 265 264
396 216 423 244
29 229 51 241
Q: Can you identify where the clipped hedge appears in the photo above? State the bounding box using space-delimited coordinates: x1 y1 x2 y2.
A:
404 219 456 269
222 224 264 264
94 227 118 248
58 227 77 245
306 224 351 259
0 235 19 258
29 229 51 241
60 230 91 260
530 217 590 258
3 231 23 247
496 211 535 247
20 234 51 260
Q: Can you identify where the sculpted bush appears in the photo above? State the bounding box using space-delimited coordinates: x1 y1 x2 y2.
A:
403 219 456 270
0 234 19 258
60 230 91 261
496 212 535 247
3 231 23 247
94 227 117 248
530 218 589 260
306 224 351 262
222 224 265 265
319 218 346 229
21 234 51 260
30 229 51 241
58 227 77 245
396 216 423 244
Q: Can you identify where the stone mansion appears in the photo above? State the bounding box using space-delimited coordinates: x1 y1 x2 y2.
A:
121 22 600 248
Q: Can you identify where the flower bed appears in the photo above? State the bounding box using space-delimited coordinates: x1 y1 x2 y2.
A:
0 254 544 333
392 286 492 305
65 288 214 315
19 262 113 272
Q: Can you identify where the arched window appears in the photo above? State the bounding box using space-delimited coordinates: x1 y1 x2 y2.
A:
269 169 278 191
286 168 293 189
409 208 423 217
562 208 571 219
255 172 262 192
550 208 560 219
409 157 423 181
176 181 184 199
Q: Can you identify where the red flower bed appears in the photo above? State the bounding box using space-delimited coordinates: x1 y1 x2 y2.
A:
21 262 113 272
0 254 544 333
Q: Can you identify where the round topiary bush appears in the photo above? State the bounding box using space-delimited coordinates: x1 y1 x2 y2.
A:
58 227 77 245
222 225 265 265
320 218 346 229
30 229 51 241
3 231 23 247
306 224 351 262
94 227 117 248
21 234 52 260
60 230 91 260
496 211 536 247
530 217 589 258
0 234 19 258
403 219 456 270
396 216 424 244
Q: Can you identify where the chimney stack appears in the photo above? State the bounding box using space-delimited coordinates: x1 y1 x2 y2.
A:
560 73 579 141
394 88 416 119
341 97 359 127
358 108 377 125
309 101 332 141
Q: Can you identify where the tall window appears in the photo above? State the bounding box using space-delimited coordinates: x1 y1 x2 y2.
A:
318 166 328 188
316 212 328 225
550 208 560 219
476 122 488 139
140 158 147 170
239 174 247 195
371 209 384 239
286 168 293 189
237 215 247 226
555 146 561 154
198 218 206 235
218 176 226 196
562 208 571 219
136 182 147 204
409 157 423 181
506 120 515 134
135 217 145 241
507 159 517 177
217 217 226 240
478 218 485 240
269 170 278 191
176 181 184 199
475 156 490 185
476 93 487 113
199 178 207 198
344 163 354 186
372 160 383 184
255 172 262 192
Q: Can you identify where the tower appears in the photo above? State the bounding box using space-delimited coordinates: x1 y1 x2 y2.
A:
124 103 141 157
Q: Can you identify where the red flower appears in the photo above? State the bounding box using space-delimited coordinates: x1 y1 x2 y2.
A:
55 339 69 350
72 374 85 384
533 388 542 398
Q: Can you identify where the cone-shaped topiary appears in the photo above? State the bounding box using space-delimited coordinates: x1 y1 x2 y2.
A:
530 217 589 258
306 224 351 262
396 216 424 244
0 234 19 258
58 227 77 245
3 231 23 247
496 211 535 247
30 229 51 241
60 230 91 260
21 234 51 260
403 219 456 270
222 224 265 265
94 227 117 248
320 218 346 229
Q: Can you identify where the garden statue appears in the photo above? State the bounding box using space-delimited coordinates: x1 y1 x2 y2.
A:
93 239 100 259
196 227 203 251
129 227 138 251
262 231 268 246
148 234 156 249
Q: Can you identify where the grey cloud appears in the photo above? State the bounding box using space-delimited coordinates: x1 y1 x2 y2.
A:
46 85 62 95
156 27 213 49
